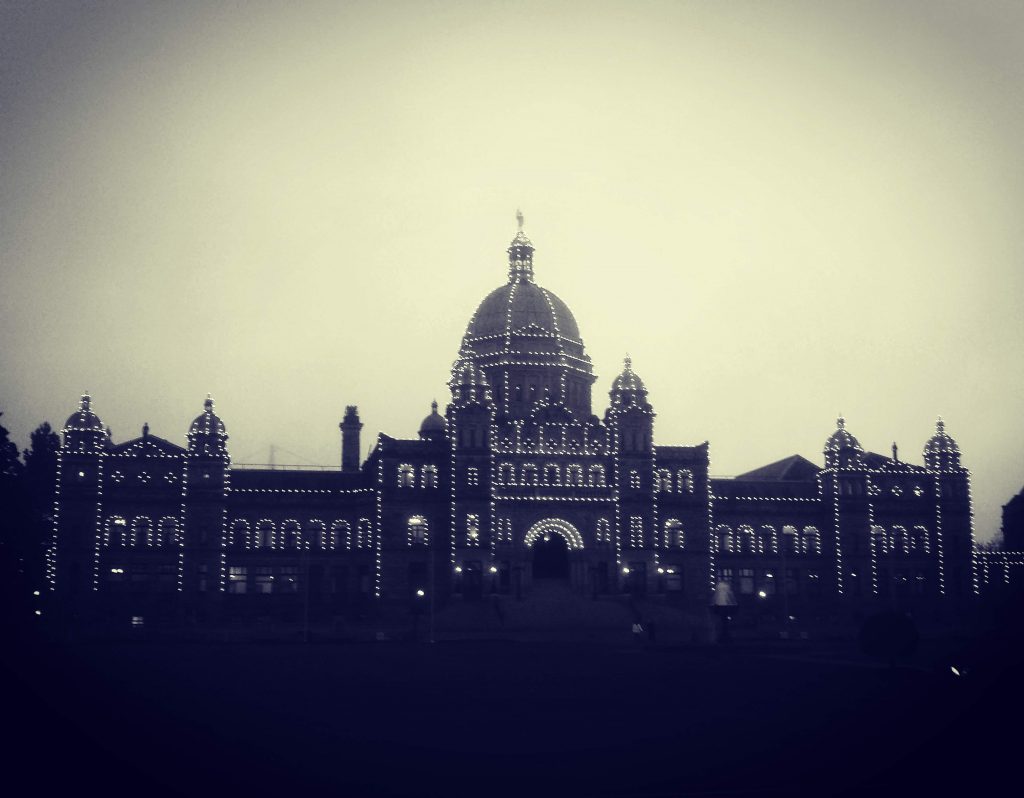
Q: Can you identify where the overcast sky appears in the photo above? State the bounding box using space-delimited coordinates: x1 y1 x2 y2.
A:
1 0 1021 542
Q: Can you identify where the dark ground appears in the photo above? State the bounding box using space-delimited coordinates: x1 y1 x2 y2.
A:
4 632 1021 797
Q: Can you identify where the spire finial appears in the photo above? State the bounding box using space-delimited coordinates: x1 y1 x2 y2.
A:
516 208 524 231
143 422 149 438
81 392 91 411
624 353 632 370
431 399 438 413
892 441 898 462
936 416 945 433
837 415 845 429
205 394 214 412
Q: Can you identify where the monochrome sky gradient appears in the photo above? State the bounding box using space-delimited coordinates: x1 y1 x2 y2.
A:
1 0 1022 541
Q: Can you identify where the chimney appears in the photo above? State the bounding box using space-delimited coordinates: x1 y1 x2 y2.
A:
340 406 363 473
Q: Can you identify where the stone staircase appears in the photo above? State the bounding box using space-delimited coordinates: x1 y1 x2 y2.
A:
428 579 709 642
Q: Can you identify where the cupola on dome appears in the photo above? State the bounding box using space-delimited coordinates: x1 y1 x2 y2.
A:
64 392 104 431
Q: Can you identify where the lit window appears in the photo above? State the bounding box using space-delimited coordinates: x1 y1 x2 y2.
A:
398 464 415 488
228 567 248 594
522 464 538 486
567 465 584 487
358 518 373 549
630 516 643 547
629 470 641 490
421 465 438 489
258 520 275 548
657 469 672 492
467 467 479 486
254 567 273 594
664 519 684 549
466 514 481 546
408 515 428 545
588 465 606 487
159 517 178 547
677 469 694 493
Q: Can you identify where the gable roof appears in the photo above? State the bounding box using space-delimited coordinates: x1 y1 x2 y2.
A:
109 434 186 457
735 454 820 482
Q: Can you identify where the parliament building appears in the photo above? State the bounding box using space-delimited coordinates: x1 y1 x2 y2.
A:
49 219 977 630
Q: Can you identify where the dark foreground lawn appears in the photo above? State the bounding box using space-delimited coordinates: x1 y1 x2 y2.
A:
5 637 1020 797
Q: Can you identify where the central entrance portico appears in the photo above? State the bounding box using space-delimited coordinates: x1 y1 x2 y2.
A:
524 519 583 584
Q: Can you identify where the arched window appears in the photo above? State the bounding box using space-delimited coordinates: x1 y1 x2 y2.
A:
871 525 889 555
802 526 821 555
596 518 611 544
657 469 673 492
913 525 930 554
567 464 584 487
281 519 302 549
758 525 778 555
664 519 684 549
499 463 515 485
257 519 275 549
588 465 606 487
106 516 128 548
159 516 178 547
736 525 756 554
677 469 694 493
716 525 734 553
782 525 800 554
357 518 373 549
397 464 415 488
133 517 153 548
229 519 250 549
407 515 429 545
544 463 561 486
307 520 326 549
629 470 641 490
421 465 438 489
522 464 538 486
330 520 351 550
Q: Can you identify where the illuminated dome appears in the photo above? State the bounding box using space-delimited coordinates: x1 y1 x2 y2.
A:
457 213 594 420
924 417 961 470
611 356 646 395
610 356 649 409
824 416 863 468
188 395 228 455
418 400 447 440
63 392 104 432
466 281 582 342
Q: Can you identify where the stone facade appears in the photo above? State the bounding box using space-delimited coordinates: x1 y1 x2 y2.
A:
50 222 976 627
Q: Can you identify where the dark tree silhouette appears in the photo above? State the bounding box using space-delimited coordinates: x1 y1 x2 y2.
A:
24 422 59 508
0 412 23 478
0 412 32 634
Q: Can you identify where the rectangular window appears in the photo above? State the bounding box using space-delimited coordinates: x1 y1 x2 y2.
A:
630 516 643 548
228 566 247 594
279 566 299 594
739 568 754 595
254 567 274 594
467 467 479 486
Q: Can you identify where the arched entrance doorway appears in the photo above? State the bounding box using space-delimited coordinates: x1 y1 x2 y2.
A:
532 533 569 579
524 519 584 584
